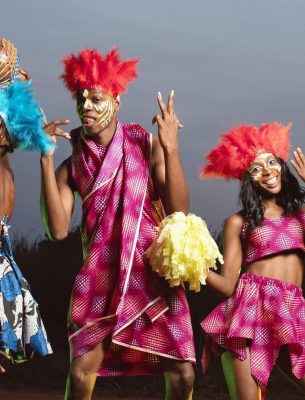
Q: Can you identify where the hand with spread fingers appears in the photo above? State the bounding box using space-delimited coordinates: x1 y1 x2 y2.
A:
291 147 305 182
152 90 182 153
43 119 71 156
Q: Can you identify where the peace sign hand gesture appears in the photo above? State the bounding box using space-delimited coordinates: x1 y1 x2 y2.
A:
152 90 183 153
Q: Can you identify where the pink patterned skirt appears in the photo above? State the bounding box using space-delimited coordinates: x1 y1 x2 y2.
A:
201 273 305 396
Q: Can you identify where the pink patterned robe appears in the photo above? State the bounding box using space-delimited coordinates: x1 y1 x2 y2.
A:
68 121 195 375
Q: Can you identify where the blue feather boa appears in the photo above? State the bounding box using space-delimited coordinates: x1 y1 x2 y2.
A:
0 81 54 153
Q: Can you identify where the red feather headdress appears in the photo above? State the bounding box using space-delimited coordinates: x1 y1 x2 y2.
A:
61 48 140 98
200 122 292 181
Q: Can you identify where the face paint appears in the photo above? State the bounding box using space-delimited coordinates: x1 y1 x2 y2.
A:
77 89 116 131
247 153 281 182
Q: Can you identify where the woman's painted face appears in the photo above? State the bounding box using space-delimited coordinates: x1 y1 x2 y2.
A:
76 89 118 135
247 153 282 194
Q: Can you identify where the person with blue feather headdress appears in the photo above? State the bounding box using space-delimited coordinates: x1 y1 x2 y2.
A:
0 38 69 372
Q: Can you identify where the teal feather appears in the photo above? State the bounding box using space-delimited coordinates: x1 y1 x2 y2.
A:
0 81 54 153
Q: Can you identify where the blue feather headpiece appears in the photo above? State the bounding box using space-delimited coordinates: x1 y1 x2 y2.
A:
0 80 54 153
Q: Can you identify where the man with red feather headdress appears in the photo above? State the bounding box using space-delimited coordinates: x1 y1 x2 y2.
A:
40 47 195 400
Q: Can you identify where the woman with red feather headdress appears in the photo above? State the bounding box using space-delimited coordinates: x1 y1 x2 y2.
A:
40 47 195 400
200 122 305 399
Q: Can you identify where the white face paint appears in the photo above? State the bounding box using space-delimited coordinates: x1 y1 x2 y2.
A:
247 153 281 182
247 152 282 195
77 89 117 132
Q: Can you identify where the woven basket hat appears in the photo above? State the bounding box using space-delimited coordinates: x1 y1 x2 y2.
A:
0 39 18 88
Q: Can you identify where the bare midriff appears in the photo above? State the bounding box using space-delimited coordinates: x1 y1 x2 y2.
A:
0 156 14 220
247 251 304 287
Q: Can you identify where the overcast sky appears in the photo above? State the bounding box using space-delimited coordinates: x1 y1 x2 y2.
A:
2 0 305 240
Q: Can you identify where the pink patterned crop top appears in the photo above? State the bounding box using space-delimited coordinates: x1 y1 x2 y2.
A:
241 211 305 265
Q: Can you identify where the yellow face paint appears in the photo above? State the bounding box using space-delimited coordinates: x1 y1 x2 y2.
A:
247 153 281 182
78 89 116 130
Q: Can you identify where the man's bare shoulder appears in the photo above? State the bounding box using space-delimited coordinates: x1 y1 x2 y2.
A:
55 156 76 191
70 126 82 137
56 156 72 174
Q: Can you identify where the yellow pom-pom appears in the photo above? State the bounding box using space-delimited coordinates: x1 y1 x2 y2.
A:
146 212 223 292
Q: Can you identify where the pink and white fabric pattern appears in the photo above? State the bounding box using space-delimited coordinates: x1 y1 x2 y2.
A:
241 212 305 265
68 121 195 376
201 272 305 398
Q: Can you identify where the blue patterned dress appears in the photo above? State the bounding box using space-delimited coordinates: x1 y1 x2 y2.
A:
0 216 52 362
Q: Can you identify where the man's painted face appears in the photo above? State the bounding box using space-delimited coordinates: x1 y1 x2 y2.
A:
77 89 117 133
247 152 282 193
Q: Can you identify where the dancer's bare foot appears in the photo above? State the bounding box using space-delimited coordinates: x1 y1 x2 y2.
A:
0 350 11 373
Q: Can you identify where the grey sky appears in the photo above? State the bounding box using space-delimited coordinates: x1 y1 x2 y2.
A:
2 0 305 239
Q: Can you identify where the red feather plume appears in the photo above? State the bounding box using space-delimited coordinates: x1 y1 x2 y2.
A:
200 122 292 181
61 48 140 98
